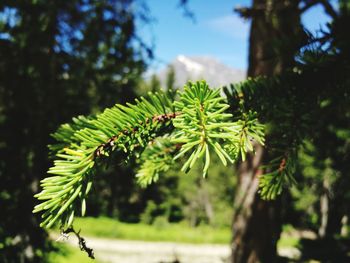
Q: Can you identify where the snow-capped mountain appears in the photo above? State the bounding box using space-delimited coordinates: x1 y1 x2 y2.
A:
157 55 246 88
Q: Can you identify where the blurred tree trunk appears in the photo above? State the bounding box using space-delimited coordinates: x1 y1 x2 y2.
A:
231 146 281 263
231 1 305 262
318 176 330 238
320 180 349 239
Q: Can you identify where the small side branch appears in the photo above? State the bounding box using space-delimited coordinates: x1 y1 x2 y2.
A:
62 227 95 259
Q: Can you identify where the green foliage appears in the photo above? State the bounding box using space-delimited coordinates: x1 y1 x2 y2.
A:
224 77 301 200
178 158 236 227
259 153 297 200
172 82 254 176
228 111 265 162
278 224 301 249
151 74 162 92
166 65 176 91
141 151 236 227
136 138 176 187
33 81 265 230
34 91 174 229
47 243 97 263
140 200 159 224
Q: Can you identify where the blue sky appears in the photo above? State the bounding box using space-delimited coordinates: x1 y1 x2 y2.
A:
139 0 334 71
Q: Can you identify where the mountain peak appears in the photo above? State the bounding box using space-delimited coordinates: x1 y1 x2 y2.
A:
158 55 246 88
176 55 204 74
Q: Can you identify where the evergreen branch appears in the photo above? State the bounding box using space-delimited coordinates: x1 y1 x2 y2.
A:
172 81 246 177
224 75 310 200
33 91 176 229
33 81 265 229
258 152 297 200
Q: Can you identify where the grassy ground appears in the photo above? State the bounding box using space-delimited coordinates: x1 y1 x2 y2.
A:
278 224 300 248
54 217 299 247
278 235 299 248
47 217 300 261
71 217 231 244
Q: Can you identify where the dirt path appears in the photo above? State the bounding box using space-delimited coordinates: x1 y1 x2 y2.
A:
66 236 231 263
63 235 300 263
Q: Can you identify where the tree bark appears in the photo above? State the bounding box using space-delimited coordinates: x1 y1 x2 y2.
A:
231 146 281 263
231 1 304 262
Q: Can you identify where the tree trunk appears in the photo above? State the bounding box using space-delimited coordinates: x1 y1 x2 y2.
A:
231 146 281 263
231 1 304 262
318 176 330 238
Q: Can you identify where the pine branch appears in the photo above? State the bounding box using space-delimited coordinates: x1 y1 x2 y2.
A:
224 77 301 199
223 58 348 200
33 91 176 229
258 151 297 200
33 81 265 229
172 81 256 176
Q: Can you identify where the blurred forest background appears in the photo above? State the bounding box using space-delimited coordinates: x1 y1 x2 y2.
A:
0 0 349 263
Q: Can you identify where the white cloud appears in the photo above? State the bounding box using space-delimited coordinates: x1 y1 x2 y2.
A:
206 15 250 40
